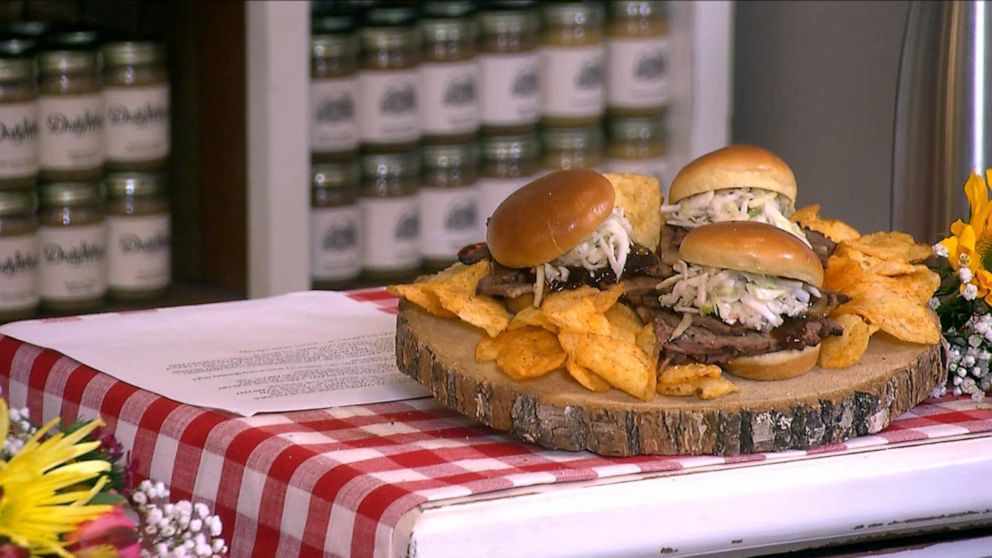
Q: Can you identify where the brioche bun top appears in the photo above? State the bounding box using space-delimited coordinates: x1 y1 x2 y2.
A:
668 144 797 204
678 221 823 287
486 169 615 268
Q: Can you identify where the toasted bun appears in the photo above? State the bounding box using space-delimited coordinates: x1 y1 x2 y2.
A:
668 144 797 204
724 345 820 381
678 221 823 287
487 169 615 268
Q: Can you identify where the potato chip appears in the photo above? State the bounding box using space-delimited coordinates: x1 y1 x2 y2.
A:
658 363 722 385
505 293 535 314
387 284 457 319
508 306 558 332
565 357 611 392
430 260 492 292
791 204 861 243
694 376 741 400
823 254 866 293
475 327 534 363
819 313 879 369
657 382 698 397
835 295 940 345
604 173 662 252
605 303 642 343
589 283 625 313
541 288 611 335
843 270 939 307
636 323 659 366
434 287 510 337
841 231 931 263
559 332 656 401
496 328 567 380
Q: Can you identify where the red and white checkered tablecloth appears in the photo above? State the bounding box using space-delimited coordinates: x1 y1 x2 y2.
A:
2 289 992 558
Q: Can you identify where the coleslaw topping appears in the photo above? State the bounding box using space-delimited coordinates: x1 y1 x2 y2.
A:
660 188 809 245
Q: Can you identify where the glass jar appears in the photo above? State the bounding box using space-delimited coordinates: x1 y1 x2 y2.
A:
478 1 540 133
105 172 170 301
311 16 360 159
604 114 668 185
541 124 603 171
0 38 39 190
0 190 39 322
38 181 107 313
419 1 480 142
606 1 669 115
540 1 605 126
420 141 479 269
311 160 361 288
477 131 540 226
357 7 420 149
360 149 421 279
102 41 171 171
38 49 104 181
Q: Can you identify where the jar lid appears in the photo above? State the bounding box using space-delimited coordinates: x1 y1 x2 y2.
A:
606 115 665 143
478 7 540 36
312 14 356 34
39 49 98 73
312 32 358 59
0 21 49 39
103 41 165 66
105 172 165 198
40 182 103 206
608 1 667 21
542 1 605 28
312 160 360 189
361 150 421 181
360 25 418 51
423 1 476 18
0 190 36 215
47 28 101 49
422 141 478 170
0 38 36 81
541 125 604 152
481 132 540 161
421 17 476 45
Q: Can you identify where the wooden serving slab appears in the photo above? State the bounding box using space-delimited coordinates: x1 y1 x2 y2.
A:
396 303 945 456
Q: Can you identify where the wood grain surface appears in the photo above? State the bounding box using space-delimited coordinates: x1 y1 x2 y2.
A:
396 303 945 456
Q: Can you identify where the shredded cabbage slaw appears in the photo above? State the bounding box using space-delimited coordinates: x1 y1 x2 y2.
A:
532 208 633 305
657 260 821 331
660 188 809 245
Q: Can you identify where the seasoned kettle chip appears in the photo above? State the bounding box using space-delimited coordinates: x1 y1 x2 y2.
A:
819 313 879 369
636 323 659 366
657 382 698 397
434 287 510 338
496 328 567 380
835 294 940 345
508 305 558 332
476 327 534 363
658 363 722 385
841 231 932 263
564 356 611 392
791 204 862 243
541 289 611 336
559 332 656 401
605 302 643 343
604 173 662 252
589 283 626 313
694 376 741 400
387 283 456 319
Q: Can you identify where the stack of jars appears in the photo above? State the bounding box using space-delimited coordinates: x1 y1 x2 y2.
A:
309 0 670 287
0 27 172 321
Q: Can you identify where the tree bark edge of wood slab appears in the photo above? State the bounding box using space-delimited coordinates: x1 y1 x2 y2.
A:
395 304 946 456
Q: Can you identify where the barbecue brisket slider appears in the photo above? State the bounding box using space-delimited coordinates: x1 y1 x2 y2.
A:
654 221 844 380
659 145 810 265
477 169 663 306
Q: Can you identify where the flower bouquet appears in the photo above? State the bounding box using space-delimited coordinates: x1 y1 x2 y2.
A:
930 170 992 399
0 397 228 557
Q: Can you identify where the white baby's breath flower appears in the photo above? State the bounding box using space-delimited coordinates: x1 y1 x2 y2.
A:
963 283 979 300
933 243 949 258
960 266 974 282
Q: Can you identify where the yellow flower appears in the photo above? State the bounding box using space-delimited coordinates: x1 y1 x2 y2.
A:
939 170 992 303
0 398 114 557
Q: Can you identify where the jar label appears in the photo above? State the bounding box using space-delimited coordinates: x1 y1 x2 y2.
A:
311 205 361 280
0 101 39 179
540 46 605 119
0 234 40 312
38 93 104 171
604 157 670 193
419 61 480 136
39 223 107 301
477 175 539 237
419 186 480 259
607 38 670 108
479 52 540 127
357 70 419 144
310 77 359 153
360 196 420 270
104 84 171 162
107 214 170 290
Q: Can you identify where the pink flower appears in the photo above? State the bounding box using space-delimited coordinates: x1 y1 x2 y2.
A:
67 506 140 558
0 544 29 558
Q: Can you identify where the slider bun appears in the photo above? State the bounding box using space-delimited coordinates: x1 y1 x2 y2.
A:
678 221 823 287
668 144 797 204
487 169 615 268
724 344 820 381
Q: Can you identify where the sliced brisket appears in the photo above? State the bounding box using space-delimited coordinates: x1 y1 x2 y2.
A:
660 224 687 267
803 227 837 266
475 264 534 298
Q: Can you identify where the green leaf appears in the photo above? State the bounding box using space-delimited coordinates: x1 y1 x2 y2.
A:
88 492 128 506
